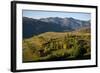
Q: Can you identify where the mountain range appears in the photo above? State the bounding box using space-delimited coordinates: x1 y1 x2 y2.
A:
23 17 90 38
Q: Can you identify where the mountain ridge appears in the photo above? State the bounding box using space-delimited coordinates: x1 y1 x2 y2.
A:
23 17 90 38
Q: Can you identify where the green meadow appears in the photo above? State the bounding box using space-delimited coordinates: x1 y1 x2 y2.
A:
23 29 91 62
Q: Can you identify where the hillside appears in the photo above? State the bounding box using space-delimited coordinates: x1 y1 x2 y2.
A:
23 30 91 62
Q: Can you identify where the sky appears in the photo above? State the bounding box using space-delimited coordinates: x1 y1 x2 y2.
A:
23 10 91 21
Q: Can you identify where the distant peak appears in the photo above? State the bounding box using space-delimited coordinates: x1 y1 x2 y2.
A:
68 17 75 20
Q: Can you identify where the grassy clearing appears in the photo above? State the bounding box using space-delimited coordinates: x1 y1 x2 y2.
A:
23 31 91 62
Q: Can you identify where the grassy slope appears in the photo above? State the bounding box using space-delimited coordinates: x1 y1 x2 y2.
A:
23 30 91 62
